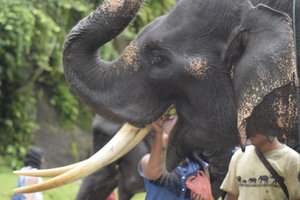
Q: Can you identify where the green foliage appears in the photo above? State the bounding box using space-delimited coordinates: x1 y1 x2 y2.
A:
5 145 27 169
0 0 92 162
30 0 92 128
0 0 176 166
0 0 39 161
49 82 80 125
0 0 177 198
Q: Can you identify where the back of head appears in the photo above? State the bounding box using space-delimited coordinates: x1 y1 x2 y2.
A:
245 84 298 144
24 146 44 169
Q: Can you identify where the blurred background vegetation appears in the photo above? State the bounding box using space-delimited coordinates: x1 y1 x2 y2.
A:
0 0 176 199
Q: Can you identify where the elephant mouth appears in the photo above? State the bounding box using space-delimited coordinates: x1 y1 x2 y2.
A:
13 107 177 194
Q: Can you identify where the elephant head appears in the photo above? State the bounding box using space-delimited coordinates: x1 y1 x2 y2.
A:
14 0 299 193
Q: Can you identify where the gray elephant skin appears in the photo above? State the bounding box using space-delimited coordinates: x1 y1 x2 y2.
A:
63 0 300 196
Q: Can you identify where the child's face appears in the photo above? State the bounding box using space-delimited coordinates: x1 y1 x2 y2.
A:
249 133 268 146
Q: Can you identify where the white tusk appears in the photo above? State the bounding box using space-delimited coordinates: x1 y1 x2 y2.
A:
14 123 151 194
13 123 151 178
13 161 85 177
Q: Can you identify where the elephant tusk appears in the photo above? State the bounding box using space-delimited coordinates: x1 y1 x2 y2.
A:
13 123 151 194
13 161 85 177
14 122 151 178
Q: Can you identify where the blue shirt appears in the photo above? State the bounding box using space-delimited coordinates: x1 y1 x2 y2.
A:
139 158 208 200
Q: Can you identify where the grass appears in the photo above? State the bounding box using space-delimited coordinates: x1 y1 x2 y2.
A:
0 158 145 200
0 166 18 200
0 164 80 200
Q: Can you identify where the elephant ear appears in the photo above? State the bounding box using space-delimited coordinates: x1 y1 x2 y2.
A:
225 4 298 143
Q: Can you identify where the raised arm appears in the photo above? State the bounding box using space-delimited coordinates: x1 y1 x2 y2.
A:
140 121 167 180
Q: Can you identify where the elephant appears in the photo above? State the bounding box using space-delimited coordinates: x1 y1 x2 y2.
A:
75 115 233 200
14 0 299 194
258 175 269 184
62 0 299 169
248 178 257 184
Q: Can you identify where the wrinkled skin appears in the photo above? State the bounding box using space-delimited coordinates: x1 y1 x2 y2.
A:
75 115 150 200
75 115 232 200
63 0 299 173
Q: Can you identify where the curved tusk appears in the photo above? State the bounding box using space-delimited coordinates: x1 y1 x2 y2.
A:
13 161 86 177
14 123 151 194
13 123 151 178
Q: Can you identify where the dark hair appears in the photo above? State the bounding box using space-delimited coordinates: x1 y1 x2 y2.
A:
245 84 297 140
23 147 44 169
246 115 281 138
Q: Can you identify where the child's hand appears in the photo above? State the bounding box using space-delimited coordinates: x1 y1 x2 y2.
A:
152 119 164 135
191 192 208 200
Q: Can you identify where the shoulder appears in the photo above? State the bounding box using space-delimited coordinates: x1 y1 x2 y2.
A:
281 145 299 164
231 145 254 160
269 145 299 174
227 145 256 167
282 145 299 156
272 145 299 161
244 145 255 152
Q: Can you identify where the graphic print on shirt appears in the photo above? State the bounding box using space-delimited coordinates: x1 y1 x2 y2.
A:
236 175 281 188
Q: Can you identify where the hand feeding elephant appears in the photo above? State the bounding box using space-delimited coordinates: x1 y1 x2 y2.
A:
76 115 233 200
14 0 299 194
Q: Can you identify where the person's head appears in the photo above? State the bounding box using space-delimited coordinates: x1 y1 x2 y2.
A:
245 111 283 148
246 111 282 144
23 146 44 169
244 86 296 146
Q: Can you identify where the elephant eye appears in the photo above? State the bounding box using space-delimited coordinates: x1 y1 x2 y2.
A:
149 50 164 65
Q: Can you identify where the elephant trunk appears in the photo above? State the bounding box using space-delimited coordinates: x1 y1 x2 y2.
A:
63 0 144 120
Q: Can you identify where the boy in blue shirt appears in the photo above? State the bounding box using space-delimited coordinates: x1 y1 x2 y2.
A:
139 112 209 200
